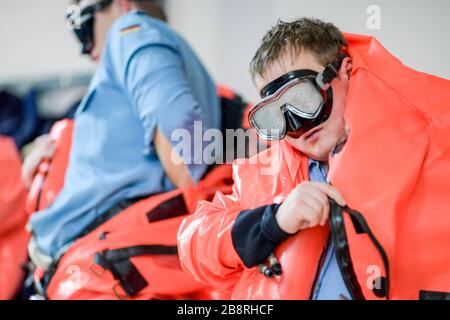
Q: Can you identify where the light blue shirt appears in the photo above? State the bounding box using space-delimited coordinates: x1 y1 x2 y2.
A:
308 159 352 300
30 11 220 257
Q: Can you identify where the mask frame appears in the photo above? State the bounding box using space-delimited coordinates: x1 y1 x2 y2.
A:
249 54 347 141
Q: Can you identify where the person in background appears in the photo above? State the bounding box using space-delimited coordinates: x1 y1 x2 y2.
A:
24 0 221 270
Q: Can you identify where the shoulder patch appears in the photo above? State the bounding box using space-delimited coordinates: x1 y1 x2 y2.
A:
120 24 142 36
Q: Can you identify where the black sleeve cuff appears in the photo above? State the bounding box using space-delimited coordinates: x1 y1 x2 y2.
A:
231 203 292 268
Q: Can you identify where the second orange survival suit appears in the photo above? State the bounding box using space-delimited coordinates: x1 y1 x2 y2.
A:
0 136 29 299
178 33 450 300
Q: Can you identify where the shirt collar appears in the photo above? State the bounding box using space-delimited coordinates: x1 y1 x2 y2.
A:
308 158 329 182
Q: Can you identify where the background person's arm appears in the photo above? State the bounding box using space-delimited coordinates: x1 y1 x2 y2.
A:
123 44 207 188
153 127 193 189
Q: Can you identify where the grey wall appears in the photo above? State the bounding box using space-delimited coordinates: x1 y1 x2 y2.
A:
1 0 449 101
166 0 450 101
0 0 95 83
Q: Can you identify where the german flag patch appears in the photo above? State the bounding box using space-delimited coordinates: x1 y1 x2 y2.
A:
120 24 142 36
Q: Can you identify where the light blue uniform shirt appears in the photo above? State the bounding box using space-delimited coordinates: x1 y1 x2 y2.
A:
30 11 220 257
308 159 352 300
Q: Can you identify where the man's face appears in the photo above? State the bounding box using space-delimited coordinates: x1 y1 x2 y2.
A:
78 0 124 61
254 50 351 161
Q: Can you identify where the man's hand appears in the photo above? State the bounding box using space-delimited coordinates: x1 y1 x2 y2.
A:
276 182 346 234
22 135 56 189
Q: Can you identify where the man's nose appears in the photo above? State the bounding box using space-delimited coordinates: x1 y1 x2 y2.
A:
284 110 303 132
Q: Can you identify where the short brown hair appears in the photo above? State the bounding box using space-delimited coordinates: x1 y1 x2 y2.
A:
133 0 167 22
249 18 347 78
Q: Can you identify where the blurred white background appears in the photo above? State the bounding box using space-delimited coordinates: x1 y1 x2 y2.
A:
0 0 449 101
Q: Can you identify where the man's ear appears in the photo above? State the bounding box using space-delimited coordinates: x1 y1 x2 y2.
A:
339 57 353 81
116 0 130 12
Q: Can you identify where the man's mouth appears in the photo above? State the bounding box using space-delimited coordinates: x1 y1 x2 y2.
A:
331 131 349 157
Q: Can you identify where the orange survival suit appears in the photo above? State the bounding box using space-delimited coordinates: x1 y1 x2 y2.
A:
178 33 450 300
0 136 29 299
